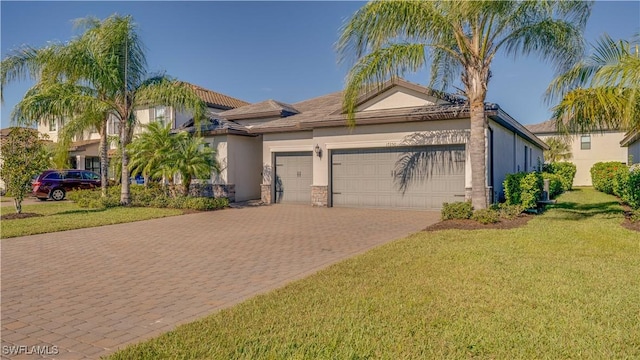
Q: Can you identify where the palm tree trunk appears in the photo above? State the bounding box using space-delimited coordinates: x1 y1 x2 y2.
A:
469 100 488 209
120 123 131 206
99 119 109 198
182 175 191 197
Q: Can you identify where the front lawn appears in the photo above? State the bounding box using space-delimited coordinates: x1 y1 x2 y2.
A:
109 188 639 359
0 201 183 239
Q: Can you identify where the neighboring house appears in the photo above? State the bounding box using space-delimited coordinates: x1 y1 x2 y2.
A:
621 130 640 164
37 83 249 173
526 120 629 186
181 78 546 209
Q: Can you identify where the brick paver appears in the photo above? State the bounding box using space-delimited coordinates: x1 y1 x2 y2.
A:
1 204 438 359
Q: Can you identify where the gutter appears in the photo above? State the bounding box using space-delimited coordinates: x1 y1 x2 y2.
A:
485 104 549 150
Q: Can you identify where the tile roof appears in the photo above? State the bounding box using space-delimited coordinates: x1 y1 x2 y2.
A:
181 82 250 110
176 111 252 135
525 120 559 134
220 100 299 120
69 139 101 151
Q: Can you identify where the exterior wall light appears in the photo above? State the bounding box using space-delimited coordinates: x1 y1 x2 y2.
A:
314 144 322 158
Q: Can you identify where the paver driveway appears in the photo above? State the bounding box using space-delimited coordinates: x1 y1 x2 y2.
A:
1 204 438 359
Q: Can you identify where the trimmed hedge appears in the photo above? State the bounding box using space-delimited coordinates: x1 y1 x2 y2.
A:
542 172 564 199
67 185 229 211
441 201 473 220
471 209 500 224
504 172 526 206
504 172 543 209
591 162 627 195
543 162 577 191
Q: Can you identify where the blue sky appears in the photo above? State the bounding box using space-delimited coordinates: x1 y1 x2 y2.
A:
1 1 639 129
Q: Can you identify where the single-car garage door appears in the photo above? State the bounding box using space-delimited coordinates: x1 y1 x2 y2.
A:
274 152 312 204
331 145 465 210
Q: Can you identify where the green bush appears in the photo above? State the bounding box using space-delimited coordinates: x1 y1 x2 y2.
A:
543 162 577 191
542 172 564 199
67 185 228 211
504 172 526 206
612 167 630 198
622 165 640 209
471 208 500 224
497 203 524 220
441 201 473 220
591 162 627 194
520 172 543 209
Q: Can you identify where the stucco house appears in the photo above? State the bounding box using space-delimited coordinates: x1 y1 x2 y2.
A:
182 78 546 209
37 82 250 173
526 120 630 186
621 130 640 164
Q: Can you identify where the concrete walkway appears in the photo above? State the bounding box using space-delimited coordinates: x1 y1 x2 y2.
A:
1 204 438 359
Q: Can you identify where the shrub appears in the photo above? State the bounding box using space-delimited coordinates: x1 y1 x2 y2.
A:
503 172 526 206
520 172 543 209
543 162 577 191
471 208 500 224
612 167 630 198
591 162 627 194
498 203 524 220
542 172 564 199
183 197 229 210
622 165 640 209
630 209 640 223
441 201 473 220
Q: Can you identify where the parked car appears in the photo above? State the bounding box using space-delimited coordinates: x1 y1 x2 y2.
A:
32 169 101 201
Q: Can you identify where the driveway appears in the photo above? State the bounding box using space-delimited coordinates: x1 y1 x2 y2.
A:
1 204 438 359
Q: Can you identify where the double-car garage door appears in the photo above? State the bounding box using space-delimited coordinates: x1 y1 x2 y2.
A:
274 145 465 209
332 145 465 210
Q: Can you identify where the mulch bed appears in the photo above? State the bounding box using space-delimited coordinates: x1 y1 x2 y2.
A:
622 210 640 232
1 212 44 220
424 214 533 231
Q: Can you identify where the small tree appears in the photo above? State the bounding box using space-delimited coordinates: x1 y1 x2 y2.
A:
544 136 572 163
0 128 50 213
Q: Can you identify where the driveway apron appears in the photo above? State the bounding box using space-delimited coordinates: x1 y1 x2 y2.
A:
1 204 438 359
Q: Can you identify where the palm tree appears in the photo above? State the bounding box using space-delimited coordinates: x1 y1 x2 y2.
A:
544 136 572 163
338 0 591 209
547 34 640 133
128 122 219 196
171 135 219 197
1 14 207 205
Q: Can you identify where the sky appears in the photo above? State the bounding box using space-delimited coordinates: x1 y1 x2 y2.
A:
1 1 639 129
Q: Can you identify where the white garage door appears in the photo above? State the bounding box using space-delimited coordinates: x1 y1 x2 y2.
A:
331 145 465 210
274 152 313 204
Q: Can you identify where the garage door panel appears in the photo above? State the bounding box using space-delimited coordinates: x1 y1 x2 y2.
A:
275 152 312 204
331 146 465 210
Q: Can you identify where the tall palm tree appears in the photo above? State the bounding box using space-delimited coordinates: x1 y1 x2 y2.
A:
1 14 207 205
338 0 591 209
547 34 640 133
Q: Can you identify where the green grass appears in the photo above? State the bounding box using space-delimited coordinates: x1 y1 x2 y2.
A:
1 202 183 239
109 188 639 359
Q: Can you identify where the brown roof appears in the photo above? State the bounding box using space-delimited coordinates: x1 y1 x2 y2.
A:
220 99 299 120
525 120 560 134
69 139 100 151
182 82 250 110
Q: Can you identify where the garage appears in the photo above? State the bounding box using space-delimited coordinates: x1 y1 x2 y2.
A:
331 145 466 210
274 152 312 204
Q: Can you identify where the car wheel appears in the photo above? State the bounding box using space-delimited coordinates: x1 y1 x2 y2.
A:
37 198 48 201
50 188 66 201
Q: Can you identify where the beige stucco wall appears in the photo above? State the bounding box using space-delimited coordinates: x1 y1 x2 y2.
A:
227 135 262 201
538 131 627 186
262 131 314 184
207 135 229 185
489 120 543 201
358 88 448 111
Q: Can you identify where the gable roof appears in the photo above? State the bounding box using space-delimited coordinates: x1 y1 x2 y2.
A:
526 119 626 135
620 130 639 147
181 82 250 110
220 99 299 120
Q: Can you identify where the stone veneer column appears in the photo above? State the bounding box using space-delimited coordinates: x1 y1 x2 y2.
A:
261 184 272 204
311 185 328 207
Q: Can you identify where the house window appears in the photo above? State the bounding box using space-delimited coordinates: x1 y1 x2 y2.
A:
85 157 100 174
108 118 120 136
152 106 168 127
49 119 57 131
581 135 591 150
